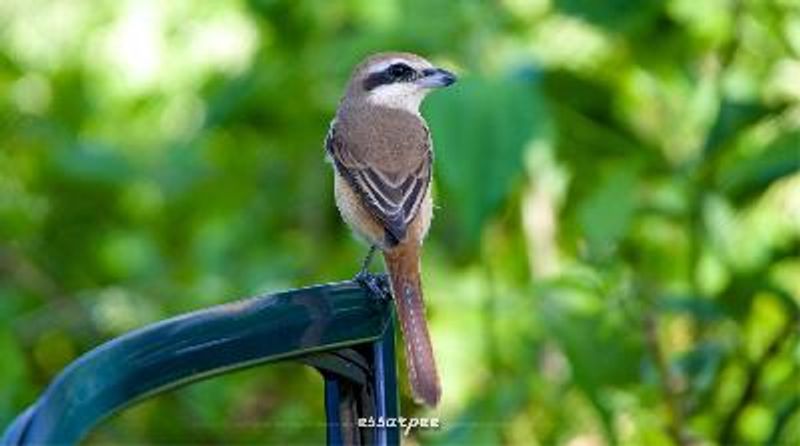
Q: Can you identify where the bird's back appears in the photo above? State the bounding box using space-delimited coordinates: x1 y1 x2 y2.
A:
334 104 430 175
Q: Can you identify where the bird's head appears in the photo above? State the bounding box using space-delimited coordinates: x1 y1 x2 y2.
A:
344 52 457 113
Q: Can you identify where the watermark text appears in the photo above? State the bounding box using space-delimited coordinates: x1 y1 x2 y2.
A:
358 416 441 436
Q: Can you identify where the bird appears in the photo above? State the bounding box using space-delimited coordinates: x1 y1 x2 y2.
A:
325 52 456 407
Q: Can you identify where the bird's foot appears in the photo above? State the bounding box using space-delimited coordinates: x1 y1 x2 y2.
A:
354 270 391 300
354 246 390 300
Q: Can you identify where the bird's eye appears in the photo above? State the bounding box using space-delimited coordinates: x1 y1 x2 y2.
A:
387 63 414 80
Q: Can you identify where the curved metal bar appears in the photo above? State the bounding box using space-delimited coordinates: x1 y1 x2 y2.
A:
1 406 35 446
2 278 393 445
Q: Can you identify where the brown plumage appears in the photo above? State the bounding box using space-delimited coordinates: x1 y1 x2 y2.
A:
327 106 432 244
326 52 456 406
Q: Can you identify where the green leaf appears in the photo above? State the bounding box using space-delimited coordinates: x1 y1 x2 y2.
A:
674 342 725 401
554 0 663 34
539 290 645 443
703 99 778 157
424 74 550 254
577 163 640 259
53 143 135 185
658 295 724 322
716 130 800 200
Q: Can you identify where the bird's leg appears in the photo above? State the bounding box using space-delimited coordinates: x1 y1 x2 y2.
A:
358 245 377 275
354 245 389 299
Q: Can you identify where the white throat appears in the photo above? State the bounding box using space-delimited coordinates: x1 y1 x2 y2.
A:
366 83 426 114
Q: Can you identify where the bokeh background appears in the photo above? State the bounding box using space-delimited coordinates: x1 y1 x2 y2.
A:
1 0 799 444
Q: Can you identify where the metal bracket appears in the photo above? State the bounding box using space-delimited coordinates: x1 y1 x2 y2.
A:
1 278 399 446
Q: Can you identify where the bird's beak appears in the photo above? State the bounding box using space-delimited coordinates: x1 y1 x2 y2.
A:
417 68 457 88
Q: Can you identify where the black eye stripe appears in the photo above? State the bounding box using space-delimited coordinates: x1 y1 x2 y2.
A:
362 62 417 91
363 71 390 91
387 63 414 78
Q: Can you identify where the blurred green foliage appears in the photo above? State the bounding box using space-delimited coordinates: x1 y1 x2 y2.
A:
1 0 799 444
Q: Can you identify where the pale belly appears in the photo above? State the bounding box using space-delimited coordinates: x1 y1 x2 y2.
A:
333 173 432 250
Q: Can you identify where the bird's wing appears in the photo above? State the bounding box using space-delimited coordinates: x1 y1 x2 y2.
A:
326 125 431 245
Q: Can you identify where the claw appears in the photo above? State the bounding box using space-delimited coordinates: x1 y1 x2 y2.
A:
355 271 391 300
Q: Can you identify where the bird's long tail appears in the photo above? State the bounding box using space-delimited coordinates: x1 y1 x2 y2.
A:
383 242 441 407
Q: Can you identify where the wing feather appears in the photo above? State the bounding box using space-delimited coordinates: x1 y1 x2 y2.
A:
327 125 431 244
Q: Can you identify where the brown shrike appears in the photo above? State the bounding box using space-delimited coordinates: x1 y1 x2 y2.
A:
326 53 456 407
